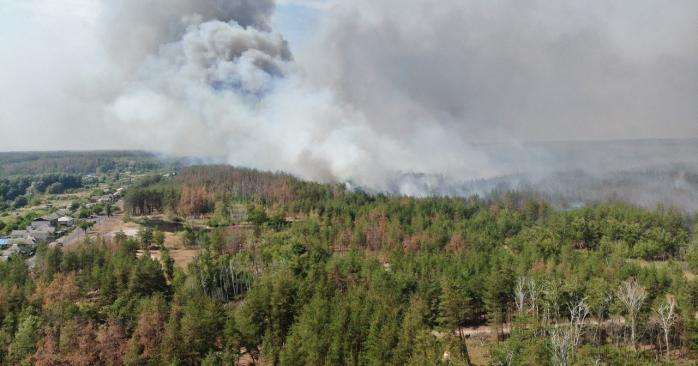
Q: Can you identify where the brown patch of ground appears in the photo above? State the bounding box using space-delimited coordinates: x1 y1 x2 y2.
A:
140 249 199 269
94 215 141 238
467 338 491 366
238 353 262 366
163 232 183 249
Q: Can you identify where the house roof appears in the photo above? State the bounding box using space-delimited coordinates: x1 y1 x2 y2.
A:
0 239 9 246
11 238 36 246
10 230 28 238
28 226 56 235
30 221 51 229
28 232 50 241
57 216 74 222
42 213 61 221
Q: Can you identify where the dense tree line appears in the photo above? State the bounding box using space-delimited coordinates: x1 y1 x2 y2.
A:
123 175 179 216
0 174 83 202
176 166 296 205
125 166 296 217
0 151 180 177
5 165 698 365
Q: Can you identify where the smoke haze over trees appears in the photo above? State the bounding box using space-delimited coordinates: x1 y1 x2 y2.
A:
1 0 697 200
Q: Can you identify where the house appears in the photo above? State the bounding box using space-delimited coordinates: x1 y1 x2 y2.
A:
10 226 55 244
30 218 51 230
10 238 37 247
27 228 54 242
57 216 75 227
6 243 34 257
30 213 60 229
96 195 115 204
10 230 29 239
0 239 9 249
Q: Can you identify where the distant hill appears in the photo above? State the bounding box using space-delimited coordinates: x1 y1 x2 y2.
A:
3 138 698 211
0 151 180 177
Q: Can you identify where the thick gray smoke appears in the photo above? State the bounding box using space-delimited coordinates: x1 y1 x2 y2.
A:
101 0 275 73
304 0 698 142
2 0 698 208
104 0 501 188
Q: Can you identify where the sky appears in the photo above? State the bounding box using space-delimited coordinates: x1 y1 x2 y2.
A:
0 0 696 189
0 0 326 151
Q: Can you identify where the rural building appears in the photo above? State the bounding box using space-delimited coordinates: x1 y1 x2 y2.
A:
31 213 60 228
27 228 55 242
6 243 34 257
11 226 56 243
58 216 75 226
10 230 29 239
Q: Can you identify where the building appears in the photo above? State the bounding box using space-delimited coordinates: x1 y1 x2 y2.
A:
57 216 75 227
10 226 55 244
27 227 55 242
6 243 34 257
11 238 36 246
30 213 60 229
30 218 51 230
96 195 116 204
10 230 29 239
0 239 9 249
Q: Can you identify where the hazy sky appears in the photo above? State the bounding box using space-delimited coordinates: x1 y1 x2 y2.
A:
0 0 696 187
0 0 323 151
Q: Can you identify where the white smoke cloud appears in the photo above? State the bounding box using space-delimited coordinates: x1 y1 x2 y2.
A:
1 0 697 198
107 15 497 188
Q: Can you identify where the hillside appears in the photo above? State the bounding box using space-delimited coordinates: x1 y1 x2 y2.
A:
0 151 178 177
0 163 693 364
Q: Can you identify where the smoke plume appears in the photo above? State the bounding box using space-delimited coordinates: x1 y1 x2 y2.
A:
1 0 697 207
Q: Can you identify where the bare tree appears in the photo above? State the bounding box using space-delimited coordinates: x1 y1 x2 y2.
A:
616 278 647 351
514 276 527 313
550 325 574 366
550 299 590 366
655 296 678 355
527 278 540 317
569 299 591 350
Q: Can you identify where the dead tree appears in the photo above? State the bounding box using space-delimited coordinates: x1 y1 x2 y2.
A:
616 278 647 351
550 299 590 366
527 278 540 318
656 296 678 355
550 326 574 366
570 299 591 350
514 276 526 313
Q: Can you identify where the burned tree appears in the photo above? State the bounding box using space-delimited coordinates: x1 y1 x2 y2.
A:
616 278 647 351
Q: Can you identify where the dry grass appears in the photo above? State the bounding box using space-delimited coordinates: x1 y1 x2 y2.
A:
467 339 491 366
144 249 199 269
94 215 141 237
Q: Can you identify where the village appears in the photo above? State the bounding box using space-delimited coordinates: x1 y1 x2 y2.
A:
0 187 125 261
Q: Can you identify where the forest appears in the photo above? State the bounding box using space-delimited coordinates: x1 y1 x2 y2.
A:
0 174 83 210
0 151 177 177
2 165 698 365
